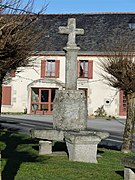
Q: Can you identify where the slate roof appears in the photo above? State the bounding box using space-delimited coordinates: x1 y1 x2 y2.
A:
35 13 135 52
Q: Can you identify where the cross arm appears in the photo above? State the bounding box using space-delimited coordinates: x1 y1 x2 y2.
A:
76 29 84 35
59 27 70 34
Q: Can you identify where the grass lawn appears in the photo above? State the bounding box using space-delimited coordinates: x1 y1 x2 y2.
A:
0 130 134 180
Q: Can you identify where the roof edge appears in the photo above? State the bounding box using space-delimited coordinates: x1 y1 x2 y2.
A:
44 12 135 16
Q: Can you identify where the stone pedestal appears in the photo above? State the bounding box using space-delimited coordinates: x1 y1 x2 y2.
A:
124 168 135 180
53 90 87 131
122 156 135 180
65 131 101 163
39 140 52 155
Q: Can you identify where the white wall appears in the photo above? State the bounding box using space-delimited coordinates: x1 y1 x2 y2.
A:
2 54 121 117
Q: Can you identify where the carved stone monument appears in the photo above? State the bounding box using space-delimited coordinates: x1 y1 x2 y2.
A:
53 18 87 131
31 18 109 163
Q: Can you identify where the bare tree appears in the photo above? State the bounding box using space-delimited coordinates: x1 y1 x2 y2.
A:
0 0 47 113
100 35 135 153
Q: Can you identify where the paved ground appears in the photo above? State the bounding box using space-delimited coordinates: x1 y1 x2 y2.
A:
0 114 134 152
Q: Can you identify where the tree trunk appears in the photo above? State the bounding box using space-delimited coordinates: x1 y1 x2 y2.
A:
121 92 135 153
0 79 2 115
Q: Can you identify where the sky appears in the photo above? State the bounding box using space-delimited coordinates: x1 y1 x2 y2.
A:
33 0 135 14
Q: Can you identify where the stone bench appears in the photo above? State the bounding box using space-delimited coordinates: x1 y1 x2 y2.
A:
31 129 64 155
121 156 135 180
31 129 64 142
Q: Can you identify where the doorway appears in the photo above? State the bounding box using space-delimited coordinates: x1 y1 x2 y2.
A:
31 88 57 114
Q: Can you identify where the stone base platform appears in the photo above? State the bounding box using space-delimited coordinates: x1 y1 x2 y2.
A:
31 129 109 163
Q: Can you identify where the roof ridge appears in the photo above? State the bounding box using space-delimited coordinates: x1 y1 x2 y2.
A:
44 12 135 16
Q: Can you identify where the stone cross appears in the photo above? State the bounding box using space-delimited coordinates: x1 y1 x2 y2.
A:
59 18 84 47
59 18 84 90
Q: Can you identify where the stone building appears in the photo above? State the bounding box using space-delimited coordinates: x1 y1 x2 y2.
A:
2 13 135 117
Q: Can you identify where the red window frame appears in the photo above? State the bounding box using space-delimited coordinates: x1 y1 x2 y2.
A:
41 60 60 78
2 86 11 105
78 60 93 79
31 88 58 114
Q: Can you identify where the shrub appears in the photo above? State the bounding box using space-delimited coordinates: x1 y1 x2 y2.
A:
94 105 107 117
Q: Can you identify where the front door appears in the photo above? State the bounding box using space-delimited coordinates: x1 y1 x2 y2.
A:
31 88 57 114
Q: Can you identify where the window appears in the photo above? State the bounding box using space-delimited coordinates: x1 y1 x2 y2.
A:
2 86 11 105
41 60 60 78
46 60 55 77
78 60 93 79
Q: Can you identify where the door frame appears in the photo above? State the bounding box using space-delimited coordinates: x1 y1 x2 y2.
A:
39 88 51 113
31 88 57 115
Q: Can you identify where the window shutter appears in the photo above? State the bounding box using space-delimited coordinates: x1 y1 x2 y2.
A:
55 60 60 78
2 86 11 105
77 61 80 77
119 90 127 116
88 61 93 79
41 60 46 78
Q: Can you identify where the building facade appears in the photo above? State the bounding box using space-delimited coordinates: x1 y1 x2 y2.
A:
2 13 135 117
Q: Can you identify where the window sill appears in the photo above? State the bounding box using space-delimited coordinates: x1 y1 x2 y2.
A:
45 76 59 78
77 78 89 83
2 105 12 107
